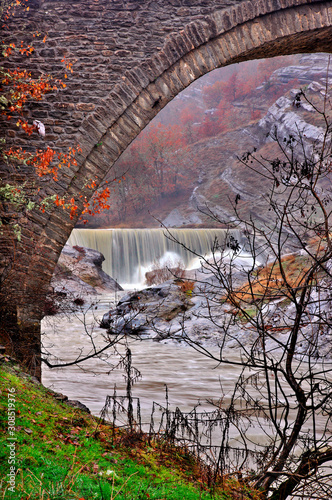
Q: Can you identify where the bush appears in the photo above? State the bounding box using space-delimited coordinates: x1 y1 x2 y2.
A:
145 258 185 286
73 297 85 306
43 296 60 316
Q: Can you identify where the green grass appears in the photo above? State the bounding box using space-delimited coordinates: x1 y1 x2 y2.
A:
0 360 255 500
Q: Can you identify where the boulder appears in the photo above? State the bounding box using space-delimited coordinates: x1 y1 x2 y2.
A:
51 244 123 298
66 399 91 413
162 208 202 228
100 281 194 335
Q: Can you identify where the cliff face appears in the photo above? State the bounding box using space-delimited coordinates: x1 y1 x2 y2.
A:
162 53 332 231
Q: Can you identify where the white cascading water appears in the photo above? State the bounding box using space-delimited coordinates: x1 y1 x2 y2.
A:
67 227 244 288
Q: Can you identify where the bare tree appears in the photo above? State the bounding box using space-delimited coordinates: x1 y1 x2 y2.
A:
158 86 332 499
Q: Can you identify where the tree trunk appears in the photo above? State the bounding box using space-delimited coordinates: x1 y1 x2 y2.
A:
269 448 332 500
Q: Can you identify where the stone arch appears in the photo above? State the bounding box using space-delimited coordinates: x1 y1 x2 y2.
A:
70 1 332 232
1 0 332 377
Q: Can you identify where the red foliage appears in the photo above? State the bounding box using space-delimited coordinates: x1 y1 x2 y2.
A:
92 120 199 223
250 109 262 121
1 0 29 26
1 1 115 222
202 80 226 108
197 115 220 138
1 69 61 116
180 106 201 143
5 145 81 185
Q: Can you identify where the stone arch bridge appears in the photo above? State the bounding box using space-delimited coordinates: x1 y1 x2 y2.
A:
1 0 332 377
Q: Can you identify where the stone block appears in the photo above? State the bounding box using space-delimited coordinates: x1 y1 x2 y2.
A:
207 39 228 66
308 3 330 29
175 58 198 88
117 114 141 137
151 52 170 77
199 44 221 71
135 89 156 111
184 21 207 47
101 133 123 156
88 147 117 173
76 103 96 111
190 50 211 76
129 67 151 88
247 18 268 47
153 74 175 101
79 119 104 146
129 100 152 127
125 107 147 129
175 31 195 54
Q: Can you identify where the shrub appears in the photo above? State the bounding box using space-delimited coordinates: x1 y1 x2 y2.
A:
43 296 60 316
178 280 195 296
73 297 85 306
145 258 185 286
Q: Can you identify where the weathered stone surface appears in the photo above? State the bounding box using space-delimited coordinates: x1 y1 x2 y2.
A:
256 55 332 153
66 400 91 413
98 254 332 359
51 244 123 297
100 282 193 333
258 95 324 150
162 209 202 227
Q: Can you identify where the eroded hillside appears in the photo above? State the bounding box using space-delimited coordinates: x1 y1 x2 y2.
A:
79 54 332 232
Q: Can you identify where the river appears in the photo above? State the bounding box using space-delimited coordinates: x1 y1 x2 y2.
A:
42 292 237 420
41 290 332 492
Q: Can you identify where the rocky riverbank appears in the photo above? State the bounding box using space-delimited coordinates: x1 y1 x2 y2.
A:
47 244 123 313
1 359 253 500
48 243 332 360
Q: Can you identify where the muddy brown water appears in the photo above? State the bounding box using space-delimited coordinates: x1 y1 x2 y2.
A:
42 293 332 479
42 294 236 420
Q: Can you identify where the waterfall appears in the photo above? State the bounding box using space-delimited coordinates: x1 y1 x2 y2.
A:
67 228 243 287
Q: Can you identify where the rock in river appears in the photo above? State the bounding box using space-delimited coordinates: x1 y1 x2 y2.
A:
51 244 123 298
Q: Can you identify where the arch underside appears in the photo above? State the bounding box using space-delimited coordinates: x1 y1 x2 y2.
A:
22 1 332 306
75 4 332 219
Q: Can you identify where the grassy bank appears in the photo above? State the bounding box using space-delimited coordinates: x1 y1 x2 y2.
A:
0 359 258 500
